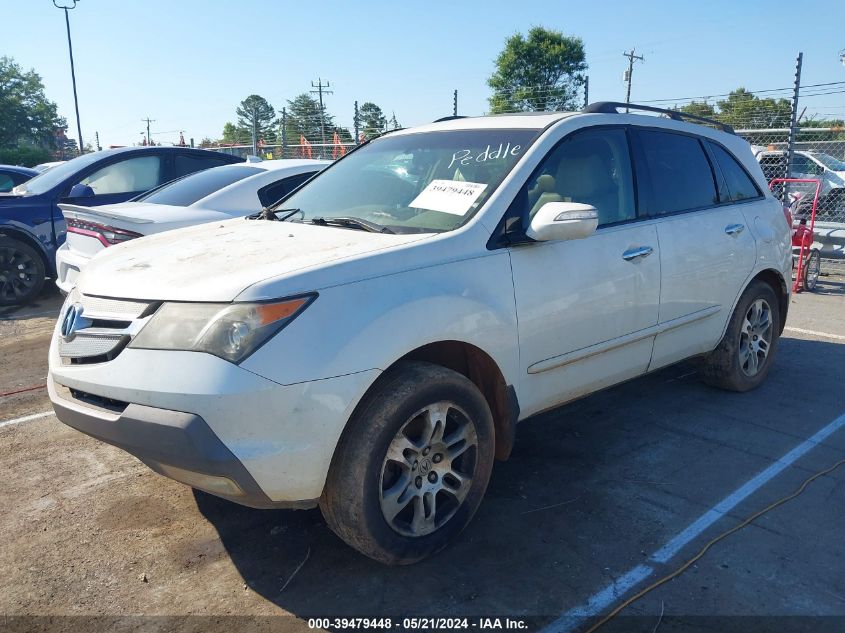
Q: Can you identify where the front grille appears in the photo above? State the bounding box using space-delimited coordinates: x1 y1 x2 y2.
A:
58 292 158 364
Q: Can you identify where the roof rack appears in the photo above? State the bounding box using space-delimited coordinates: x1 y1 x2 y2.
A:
583 101 735 135
433 115 467 123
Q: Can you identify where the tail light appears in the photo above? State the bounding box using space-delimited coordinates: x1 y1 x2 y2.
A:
66 217 143 247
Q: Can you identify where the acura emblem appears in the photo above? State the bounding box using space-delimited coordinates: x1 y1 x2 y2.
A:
60 303 88 341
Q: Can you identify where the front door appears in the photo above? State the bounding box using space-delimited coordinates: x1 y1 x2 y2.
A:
507 127 661 418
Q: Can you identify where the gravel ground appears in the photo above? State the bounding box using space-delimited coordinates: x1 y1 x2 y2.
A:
1 278 844 632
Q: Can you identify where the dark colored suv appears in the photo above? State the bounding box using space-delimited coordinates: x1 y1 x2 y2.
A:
0 147 242 306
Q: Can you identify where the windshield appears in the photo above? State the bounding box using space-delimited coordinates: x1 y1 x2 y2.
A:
11 151 113 195
812 153 845 172
281 129 539 233
135 165 262 206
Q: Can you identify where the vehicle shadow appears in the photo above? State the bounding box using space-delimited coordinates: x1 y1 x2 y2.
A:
194 336 845 619
0 283 63 321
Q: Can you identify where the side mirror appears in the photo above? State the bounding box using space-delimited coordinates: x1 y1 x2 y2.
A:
526 202 598 242
67 183 95 199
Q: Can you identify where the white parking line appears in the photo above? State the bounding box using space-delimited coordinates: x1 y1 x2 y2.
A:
0 410 54 429
785 326 845 342
542 411 845 633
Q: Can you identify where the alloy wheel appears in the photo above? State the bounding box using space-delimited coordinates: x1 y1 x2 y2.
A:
738 298 773 377
379 401 478 537
0 246 40 303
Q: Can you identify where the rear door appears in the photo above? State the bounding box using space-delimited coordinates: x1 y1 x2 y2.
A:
507 126 661 417
632 128 757 370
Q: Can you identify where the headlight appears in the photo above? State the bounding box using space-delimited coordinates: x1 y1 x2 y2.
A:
129 295 315 363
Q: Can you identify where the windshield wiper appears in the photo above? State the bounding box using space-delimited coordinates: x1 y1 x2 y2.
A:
309 216 394 234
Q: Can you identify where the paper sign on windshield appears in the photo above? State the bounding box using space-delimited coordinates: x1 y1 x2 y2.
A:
410 180 488 216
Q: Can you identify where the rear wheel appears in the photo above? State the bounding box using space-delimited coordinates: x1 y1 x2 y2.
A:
700 280 780 392
320 361 495 565
802 250 821 292
0 237 46 307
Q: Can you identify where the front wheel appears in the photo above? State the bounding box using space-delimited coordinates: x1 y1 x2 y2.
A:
320 361 495 565
700 280 781 392
802 250 821 292
0 237 46 307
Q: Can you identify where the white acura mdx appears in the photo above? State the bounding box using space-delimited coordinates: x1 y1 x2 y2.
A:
49 103 792 564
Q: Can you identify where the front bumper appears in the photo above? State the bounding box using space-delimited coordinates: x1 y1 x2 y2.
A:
49 337 380 506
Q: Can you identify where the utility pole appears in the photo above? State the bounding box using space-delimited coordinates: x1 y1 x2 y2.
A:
94 131 101 151
785 52 803 196
623 49 645 112
141 117 155 147
281 107 287 157
54 1 84 154
353 101 360 144
310 78 333 149
583 76 589 109
453 90 458 116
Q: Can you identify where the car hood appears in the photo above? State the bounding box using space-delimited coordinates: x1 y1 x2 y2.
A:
76 218 431 301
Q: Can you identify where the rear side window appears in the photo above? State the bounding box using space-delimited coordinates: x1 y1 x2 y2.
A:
174 153 234 178
0 173 14 192
137 165 262 206
257 171 316 207
636 130 717 215
708 143 761 201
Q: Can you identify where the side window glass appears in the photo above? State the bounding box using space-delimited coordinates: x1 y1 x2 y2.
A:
792 154 813 174
174 154 230 178
79 156 161 195
258 172 315 207
637 130 717 215
0 174 14 193
709 143 761 201
523 128 635 227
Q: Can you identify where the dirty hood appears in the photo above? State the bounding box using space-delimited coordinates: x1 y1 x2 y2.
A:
77 217 430 301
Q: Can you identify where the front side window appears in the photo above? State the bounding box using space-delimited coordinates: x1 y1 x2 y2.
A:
280 129 539 233
709 143 761 202
520 127 635 227
136 165 262 206
637 130 718 215
79 156 162 195
791 154 819 175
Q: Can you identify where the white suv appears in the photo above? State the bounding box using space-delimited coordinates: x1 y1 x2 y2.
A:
48 103 792 564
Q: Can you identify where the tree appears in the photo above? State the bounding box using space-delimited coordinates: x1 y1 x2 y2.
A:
359 102 387 137
221 121 241 144
236 95 277 144
677 89 792 130
389 112 401 130
677 101 716 118
0 56 66 149
715 88 791 129
283 93 335 143
487 27 587 114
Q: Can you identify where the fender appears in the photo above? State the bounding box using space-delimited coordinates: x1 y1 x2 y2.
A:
0 220 56 276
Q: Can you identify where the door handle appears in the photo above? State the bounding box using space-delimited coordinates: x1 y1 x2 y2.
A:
725 223 745 236
622 246 654 261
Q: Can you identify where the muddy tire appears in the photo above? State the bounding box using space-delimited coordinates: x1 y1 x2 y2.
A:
699 280 781 392
319 361 495 565
0 237 46 307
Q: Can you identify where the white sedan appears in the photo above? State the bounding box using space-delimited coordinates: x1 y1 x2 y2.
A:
55 159 329 292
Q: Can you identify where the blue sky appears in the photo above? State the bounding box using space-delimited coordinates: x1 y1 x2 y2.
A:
6 0 845 147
